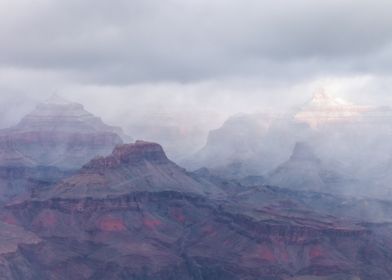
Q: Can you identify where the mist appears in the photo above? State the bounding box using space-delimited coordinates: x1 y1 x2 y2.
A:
1 0 392 193
3 1 392 278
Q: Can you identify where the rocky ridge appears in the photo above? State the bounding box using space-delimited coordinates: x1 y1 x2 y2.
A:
0 95 130 169
1 141 392 279
39 141 223 199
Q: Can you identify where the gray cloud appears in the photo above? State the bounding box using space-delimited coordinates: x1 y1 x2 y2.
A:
1 0 392 83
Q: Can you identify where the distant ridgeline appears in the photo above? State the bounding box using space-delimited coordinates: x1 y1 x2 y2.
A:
0 94 131 203
186 89 392 199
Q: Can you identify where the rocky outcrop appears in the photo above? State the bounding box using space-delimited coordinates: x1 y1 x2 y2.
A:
0 221 40 255
84 140 169 170
0 95 130 170
0 221 41 279
266 142 355 194
38 141 223 199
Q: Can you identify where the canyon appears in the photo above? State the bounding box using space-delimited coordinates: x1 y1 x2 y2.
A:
0 96 392 279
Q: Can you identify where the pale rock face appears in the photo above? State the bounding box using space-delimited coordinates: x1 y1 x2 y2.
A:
294 89 372 128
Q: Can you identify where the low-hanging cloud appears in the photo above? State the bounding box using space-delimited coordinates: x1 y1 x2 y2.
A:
1 0 392 160
1 0 392 83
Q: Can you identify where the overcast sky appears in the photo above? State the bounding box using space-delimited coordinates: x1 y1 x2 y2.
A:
1 0 392 154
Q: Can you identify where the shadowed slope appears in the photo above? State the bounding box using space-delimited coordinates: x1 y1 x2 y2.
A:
41 141 223 199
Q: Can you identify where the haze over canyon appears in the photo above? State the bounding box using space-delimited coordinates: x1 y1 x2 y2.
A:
2 0 392 279
0 93 390 279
